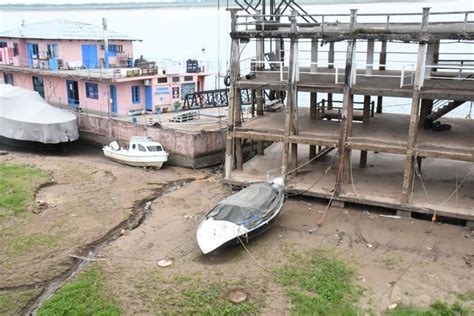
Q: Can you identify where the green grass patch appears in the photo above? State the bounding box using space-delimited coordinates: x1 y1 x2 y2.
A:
0 163 50 219
384 300 470 316
275 250 361 315
136 272 258 315
2 232 59 256
0 289 41 316
37 267 121 316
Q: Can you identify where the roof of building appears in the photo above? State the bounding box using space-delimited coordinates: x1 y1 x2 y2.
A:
0 19 140 41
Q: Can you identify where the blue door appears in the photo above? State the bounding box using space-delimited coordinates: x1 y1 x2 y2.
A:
145 86 152 111
66 80 79 106
81 44 98 68
27 43 38 66
110 85 117 114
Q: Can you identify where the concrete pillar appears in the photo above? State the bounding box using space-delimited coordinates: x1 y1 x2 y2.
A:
401 7 430 204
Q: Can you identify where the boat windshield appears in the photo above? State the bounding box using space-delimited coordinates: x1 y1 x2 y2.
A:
148 146 163 152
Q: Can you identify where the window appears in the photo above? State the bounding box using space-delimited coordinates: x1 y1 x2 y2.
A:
172 76 180 83
138 144 146 152
147 146 162 152
13 43 18 56
0 42 7 48
181 83 196 100
107 44 123 57
131 85 140 104
85 82 99 99
157 77 168 84
47 44 58 58
4 73 14 85
184 75 193 82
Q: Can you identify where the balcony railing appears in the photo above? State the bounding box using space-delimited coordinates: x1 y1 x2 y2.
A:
0 51 134 71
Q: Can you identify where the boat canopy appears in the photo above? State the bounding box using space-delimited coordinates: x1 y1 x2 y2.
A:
0 84 79 144
207 182 283 228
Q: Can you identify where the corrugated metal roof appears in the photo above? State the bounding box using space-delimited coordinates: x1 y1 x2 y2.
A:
0 20 140 41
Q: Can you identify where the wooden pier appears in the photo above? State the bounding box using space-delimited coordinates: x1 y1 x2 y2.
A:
224 7 474 221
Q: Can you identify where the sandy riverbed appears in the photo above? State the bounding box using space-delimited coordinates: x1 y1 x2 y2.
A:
0 141 472 314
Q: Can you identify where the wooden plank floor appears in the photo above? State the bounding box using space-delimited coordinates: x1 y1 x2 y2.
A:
229 143 474 221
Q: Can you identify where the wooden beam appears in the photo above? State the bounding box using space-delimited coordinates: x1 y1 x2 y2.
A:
401 7 430 204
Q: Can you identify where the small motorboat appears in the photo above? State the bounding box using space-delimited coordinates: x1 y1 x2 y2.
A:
102 136 168 168
197 177 285 254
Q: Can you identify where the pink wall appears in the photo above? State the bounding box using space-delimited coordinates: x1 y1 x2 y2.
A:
115 80 145 115
0 37 133 68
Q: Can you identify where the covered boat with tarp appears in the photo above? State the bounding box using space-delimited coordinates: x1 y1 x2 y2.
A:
197 178 285 254
0 84 79 147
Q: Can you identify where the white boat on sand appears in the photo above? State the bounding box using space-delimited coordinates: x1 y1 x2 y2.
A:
197 177 285 254
103 136 168 168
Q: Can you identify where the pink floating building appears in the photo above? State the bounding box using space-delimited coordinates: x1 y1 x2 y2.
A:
0 19 206 116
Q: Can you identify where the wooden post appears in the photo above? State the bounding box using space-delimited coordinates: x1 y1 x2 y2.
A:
310 37 318 120
309 89 317 159
360 95 371 168
236 138 243 170
224 9 241 180
433 39 440 72
327 42 335 110
366 39 374 76
425 40 436 79
401 7 430 204
336 9 357 188
360 39 374 168
419 99 433 128
256 10 265 116
281 11 298 180
376 40 387 114
257 140 264 155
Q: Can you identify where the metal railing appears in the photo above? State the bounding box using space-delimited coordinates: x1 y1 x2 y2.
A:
234 10 474 33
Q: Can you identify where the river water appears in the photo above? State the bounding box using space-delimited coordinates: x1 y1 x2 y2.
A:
1 0 473 116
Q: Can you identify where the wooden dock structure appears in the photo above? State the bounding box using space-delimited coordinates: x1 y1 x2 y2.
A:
224 7 474 222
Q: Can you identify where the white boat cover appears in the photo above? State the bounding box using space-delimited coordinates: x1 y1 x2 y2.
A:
206 182 284 229
0 84 79 143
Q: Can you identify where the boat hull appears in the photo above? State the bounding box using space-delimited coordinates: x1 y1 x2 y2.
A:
103 149 167 168
197 190 284 254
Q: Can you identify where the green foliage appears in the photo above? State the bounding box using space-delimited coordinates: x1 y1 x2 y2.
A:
37 267 121 316
276 250 361 315
385 301 470 316
0 163 49 219
0 289 41 316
